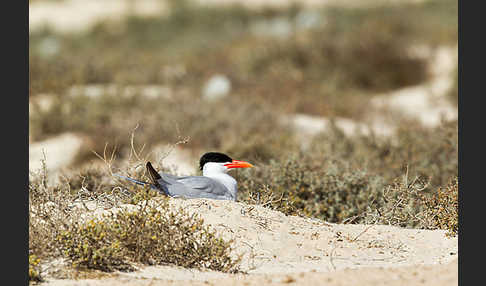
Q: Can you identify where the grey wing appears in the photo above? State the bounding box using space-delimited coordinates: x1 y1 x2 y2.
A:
157 175 231 200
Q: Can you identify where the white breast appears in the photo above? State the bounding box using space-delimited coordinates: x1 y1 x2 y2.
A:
202 162 238 200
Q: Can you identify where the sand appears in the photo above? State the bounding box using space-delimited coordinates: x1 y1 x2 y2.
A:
43 260 458 286
42 198 458 286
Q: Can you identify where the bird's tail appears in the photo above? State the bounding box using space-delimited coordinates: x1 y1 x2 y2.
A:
113 173 171 197
146 162 162 183
113 173 159 190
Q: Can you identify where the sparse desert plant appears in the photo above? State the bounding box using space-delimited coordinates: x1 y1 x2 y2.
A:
29 158 79 262
364 170 431 228
239 118 458 229
63 166 116 195
243 185 299 216
58 218 132 272
58 196 241 273
29 254 43 282
238 153 384 223
364 171 458 236
308 119 458 191
30 148 241 279
421 177 458 236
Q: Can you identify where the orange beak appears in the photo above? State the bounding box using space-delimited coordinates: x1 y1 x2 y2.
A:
224 160 254 169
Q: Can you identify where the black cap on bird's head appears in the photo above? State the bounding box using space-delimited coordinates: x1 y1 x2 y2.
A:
199 152 233 170
199 152 254 171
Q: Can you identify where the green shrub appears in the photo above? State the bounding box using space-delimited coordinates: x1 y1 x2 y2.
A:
30 158 240 277
238 153 384 223
58 219 131 272
29 254 43 282
365 174 458 235
309 119 458 191
58 197 240 273
238 118 458 228
364 172 431 228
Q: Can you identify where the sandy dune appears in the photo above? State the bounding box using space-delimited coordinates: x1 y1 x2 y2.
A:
42 198 458 286
44 260 458 286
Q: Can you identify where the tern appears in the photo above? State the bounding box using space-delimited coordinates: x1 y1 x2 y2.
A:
114 152 254 201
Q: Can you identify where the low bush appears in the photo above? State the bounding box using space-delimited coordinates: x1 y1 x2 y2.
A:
308 119 458 191
29 254 43 282
238 117 457 224
238 153 384 223
364 171 432 228
240 154 458 236
29 161 78 262
421 177 458 236
29 161 241 277
58 197 240 273
364 174 458 236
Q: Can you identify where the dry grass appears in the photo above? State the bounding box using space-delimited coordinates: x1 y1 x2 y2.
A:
364 173 458 236
58 194 240 273
421 177 458 236
237 118 457 228
238 154 384 223
364 170 431 228
29 152 240 281
307 119 458 190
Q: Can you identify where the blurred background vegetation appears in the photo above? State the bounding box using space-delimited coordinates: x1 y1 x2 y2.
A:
29 0 458 234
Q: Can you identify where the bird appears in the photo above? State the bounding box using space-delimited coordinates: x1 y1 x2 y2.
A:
114 152 254 201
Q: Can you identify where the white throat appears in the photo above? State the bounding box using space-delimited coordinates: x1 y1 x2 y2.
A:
202 163 238 200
